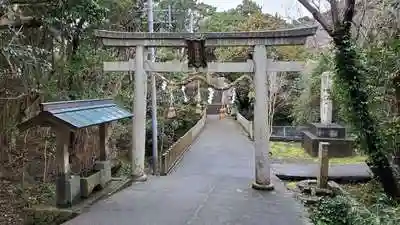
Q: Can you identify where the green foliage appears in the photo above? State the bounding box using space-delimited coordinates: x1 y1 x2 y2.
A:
198 0 260 33
291 53 335 125
380 117 400 156
359 38 400 157
25 210 76 225
234 0 261 15
114 160 132 177
332 30 400 199
235 81 254 120
18 182 56 207
200 11 245 32
47 0 108 22
154 104 201 153
309 187 400 225
344 180 386 207
44 0 109 53
50 45 121 100
310 196 351 225
156 0 216 32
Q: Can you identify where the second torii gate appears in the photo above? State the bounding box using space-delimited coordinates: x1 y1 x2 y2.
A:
95 27 317 190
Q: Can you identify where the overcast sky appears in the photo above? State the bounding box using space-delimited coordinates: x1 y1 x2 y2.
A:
200 0 320 20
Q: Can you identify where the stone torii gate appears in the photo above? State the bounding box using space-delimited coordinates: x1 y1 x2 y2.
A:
95 27 317 190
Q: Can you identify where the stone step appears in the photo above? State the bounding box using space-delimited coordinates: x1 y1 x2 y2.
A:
206 104 223 115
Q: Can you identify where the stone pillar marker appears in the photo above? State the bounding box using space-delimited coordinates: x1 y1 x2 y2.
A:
208 87 214 104
317 142 330 189
132 47 148 181
252 45 274 190
320 71 333 124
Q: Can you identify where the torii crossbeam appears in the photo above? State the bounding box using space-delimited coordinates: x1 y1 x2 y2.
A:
95 27 317 190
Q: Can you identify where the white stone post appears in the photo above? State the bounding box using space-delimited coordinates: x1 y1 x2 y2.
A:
207 87 214 104
132 46 148 181
231 87 236 104
252 45 274 190
320 71 333 124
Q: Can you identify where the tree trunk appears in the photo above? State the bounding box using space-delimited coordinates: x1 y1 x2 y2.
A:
393 76 400 173
334 32 400 200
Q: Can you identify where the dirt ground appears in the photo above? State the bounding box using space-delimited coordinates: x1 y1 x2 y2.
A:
0 179 24 225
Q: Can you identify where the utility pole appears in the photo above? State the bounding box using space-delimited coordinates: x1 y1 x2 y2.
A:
189 9 194 33
189 9 200 109
168 4 172 30
147 4 189 174
147 0 159 176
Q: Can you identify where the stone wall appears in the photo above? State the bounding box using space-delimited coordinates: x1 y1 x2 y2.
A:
160 111 207 175
236 112 253 140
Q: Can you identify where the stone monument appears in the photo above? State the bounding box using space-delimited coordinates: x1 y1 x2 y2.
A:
302 71 354 157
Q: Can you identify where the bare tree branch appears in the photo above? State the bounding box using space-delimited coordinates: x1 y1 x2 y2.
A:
0 93 26 100
311 0 321 9
354 0 367 41
297 0 333 35
0 16 42 30
267 71 290 138
343 0 356 27
328 0 339 27
8 0 51 4
0 49 16 75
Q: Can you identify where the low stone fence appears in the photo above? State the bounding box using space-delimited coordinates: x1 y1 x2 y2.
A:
270 126 306 142
236 112 306 142
236 112 253 139
160 111 207 175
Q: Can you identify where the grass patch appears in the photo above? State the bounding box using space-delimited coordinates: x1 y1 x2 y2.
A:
341 180 394 207
329 156 366 164
16 182 57 208
270 142 367 164
285 181 297 190
24 209 77 225
14 182 75 225
114 157 132 177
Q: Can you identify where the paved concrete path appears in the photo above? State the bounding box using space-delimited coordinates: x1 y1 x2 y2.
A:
64 116 309 225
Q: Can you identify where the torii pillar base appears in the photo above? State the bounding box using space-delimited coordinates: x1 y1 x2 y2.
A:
132 174 148 182
252 182 275 191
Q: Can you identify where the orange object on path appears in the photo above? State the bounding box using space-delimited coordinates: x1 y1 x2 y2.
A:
219 107 226 120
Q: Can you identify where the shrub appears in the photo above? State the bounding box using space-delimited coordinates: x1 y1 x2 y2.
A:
310 196 351 225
